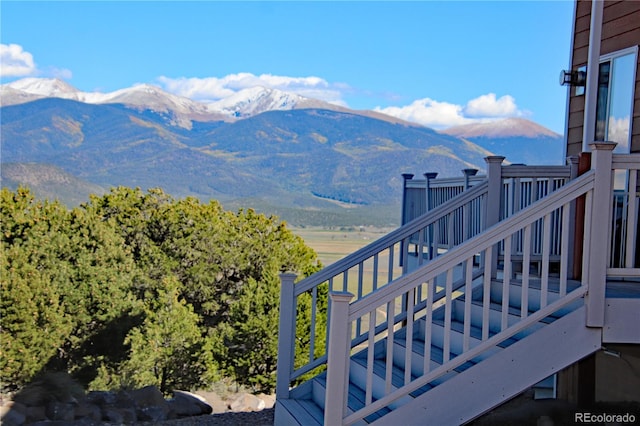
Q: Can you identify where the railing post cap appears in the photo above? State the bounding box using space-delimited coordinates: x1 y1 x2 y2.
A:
462 168 479 176
424 172 438 179
402 173 415 180
279 272 298 281
589 141 617 151
484 156 506 164
329 291 354 303
566 155 580 164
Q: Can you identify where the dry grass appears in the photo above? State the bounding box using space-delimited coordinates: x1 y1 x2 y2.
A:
292 227 390 266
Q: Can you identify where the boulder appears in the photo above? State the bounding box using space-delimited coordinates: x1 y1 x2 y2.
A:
258 393 276 409
229 393 265 412
169 390 213 417
194 390 227 414
128 386 165 409
128 385 169 421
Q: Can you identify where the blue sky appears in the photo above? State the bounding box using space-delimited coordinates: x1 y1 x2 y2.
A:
1 1 574 133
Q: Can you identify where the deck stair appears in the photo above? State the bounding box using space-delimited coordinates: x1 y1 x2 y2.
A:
276 275 599 425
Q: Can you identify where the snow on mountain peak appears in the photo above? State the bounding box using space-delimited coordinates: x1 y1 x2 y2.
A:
207 86 306 117
6 78 80 98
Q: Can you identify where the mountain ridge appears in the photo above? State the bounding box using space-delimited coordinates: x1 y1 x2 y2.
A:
1 97 495 223
1 79 565 224
1 78 559 137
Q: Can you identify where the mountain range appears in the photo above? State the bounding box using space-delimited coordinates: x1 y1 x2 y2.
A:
1 78 564 226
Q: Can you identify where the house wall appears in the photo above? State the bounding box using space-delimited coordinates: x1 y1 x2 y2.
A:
566 0 640 157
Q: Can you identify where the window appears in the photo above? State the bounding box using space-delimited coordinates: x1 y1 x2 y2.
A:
594 47 637 155
595 47 639 268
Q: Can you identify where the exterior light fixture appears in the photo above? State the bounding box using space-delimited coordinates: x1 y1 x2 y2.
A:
560 69 587 87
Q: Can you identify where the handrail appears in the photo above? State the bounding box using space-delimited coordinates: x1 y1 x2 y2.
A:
501 164 572 178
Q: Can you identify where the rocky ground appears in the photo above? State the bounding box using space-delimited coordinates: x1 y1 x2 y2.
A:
148 409 274 426
0 383 277 426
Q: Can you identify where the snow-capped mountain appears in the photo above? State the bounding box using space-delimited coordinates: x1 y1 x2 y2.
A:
1 78 231 128
1 78 561 142
4 77 81 99
1 78 347 127
442 117 560 139
92 84 226 128
208 86 305 117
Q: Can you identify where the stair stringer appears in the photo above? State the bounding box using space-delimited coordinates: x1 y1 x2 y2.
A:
369 305 601 426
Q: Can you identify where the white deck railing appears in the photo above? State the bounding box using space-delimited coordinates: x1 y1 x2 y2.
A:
277 143 639 425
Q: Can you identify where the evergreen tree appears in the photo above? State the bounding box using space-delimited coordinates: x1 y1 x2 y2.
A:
3 186 323 393
1 188 140 390
118 277 218 393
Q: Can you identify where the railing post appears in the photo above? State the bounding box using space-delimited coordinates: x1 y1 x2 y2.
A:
400 174 414 268
568 155 580 180
460 169 479 243
566 156 580 277
325 291 354 426
485 156 506 228
424 173 438 260
585 141 616 327
424 172 438 211
276 273 297 400
485 156 505 279
401 173 415 226
462 168 479 190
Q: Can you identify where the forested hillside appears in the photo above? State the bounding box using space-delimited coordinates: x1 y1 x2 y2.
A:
1 186 323 394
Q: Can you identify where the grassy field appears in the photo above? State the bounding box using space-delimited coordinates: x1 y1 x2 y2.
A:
291 226 393 267
291 226 404 307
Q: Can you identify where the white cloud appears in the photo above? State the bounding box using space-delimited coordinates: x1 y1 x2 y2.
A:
0 44 36 77
157 73 347 105
375 98 472 129
464 93 518 117
0 44 72 80
375 93 525 129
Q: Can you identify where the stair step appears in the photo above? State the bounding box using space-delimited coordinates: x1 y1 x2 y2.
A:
277 398 323 426
314 375 391 423
350 355 426 409
418 317 512 357
489 278 582 312
391 333 477 376
452 297 547 338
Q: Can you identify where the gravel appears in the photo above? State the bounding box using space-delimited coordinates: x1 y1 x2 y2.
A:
146 408 274 426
